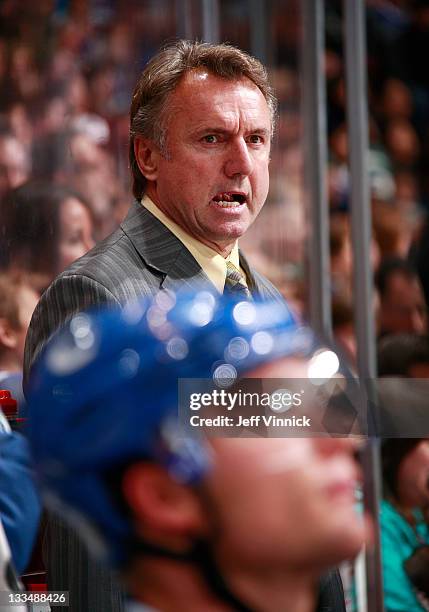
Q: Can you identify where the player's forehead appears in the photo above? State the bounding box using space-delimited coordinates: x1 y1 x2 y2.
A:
209 437 315 470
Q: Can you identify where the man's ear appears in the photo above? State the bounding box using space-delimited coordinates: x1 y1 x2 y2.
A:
134 137 160 181
122 462 206 537
0 318 18 350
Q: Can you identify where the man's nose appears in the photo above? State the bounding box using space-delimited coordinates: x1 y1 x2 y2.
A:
224 138 254 178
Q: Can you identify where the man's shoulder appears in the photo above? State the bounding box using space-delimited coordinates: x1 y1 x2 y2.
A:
59 225 148 295
56 201 175 298
23 206 168 384
251 267 285 302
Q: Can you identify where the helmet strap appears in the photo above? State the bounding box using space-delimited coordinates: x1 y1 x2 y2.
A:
129 538 253 611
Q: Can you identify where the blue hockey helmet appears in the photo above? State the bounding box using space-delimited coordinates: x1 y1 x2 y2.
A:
28 291 319 566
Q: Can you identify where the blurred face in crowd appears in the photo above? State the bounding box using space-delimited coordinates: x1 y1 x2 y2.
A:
136 71 271 256
379 272 427 335
59 197 95 270
396 440 429 509
0 282 39 367
0 136 30 197
14 284 39 363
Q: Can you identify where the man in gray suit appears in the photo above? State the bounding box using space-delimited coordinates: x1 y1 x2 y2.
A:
24 40 285 612
24 40 346 612
24 39 282 382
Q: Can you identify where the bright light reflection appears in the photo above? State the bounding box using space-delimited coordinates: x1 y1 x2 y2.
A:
147 306 167 328
118 348 140 378
189 302 214 327
213 363 237 388
122 301 146 325
75 330 95 351
225 336 249 361
251 331 274 355
307 350 340 384
166 337 189 360
70 314 91 339
155 291 176 311
233 302 256 326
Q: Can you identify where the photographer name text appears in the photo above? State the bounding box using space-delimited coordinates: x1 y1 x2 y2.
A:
189 414 311 427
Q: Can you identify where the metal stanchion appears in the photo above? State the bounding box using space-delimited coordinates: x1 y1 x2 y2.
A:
249 0 269 65
301 0 332 340
344 1 384 611
175 0 194 40
202 0 219 44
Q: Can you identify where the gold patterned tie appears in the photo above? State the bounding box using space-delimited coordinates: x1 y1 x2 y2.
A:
224 262 252 300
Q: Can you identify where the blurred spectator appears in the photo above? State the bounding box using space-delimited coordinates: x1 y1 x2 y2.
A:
332 287 381 368
330 213 353 296
372 201 415 260
0 131 30 198
375 258 427 337
31 127 121 239
381 439 429 611
416 219 429 308
0 181 94 293
332 292 356 365
328 121 396 211
0 273 39 416
376 332 429 438
379 78 414 123
395 170 422 209
7 102 33 151
378 333 429 378
384 118 420 170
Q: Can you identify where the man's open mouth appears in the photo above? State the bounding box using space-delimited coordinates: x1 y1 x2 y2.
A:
211 192 247 208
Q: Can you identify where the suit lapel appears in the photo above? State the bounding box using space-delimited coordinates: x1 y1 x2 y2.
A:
120 201 216 293
120 202 279 300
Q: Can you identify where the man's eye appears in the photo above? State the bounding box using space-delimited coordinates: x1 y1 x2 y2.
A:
203 135 218 143
248 134 264 144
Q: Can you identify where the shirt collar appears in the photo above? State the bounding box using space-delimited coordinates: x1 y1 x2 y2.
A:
141 195 242 293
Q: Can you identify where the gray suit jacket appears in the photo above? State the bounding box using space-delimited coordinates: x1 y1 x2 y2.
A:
23 201 285 612
24 200 284 385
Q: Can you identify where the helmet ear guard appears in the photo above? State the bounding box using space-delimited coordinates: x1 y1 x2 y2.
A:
157 418 213 485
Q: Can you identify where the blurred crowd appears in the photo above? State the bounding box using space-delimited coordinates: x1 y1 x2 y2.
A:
0 0 428 369
0 1 429 610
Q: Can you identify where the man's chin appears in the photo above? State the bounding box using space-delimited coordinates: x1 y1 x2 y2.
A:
211 221 251 243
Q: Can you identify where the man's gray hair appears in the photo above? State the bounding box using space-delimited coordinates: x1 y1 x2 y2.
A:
129 39 277 200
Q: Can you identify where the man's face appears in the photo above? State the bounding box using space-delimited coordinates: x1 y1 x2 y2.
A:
379 272 427 335
206 435 366 574
198 355 366 573
139 71 271 256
